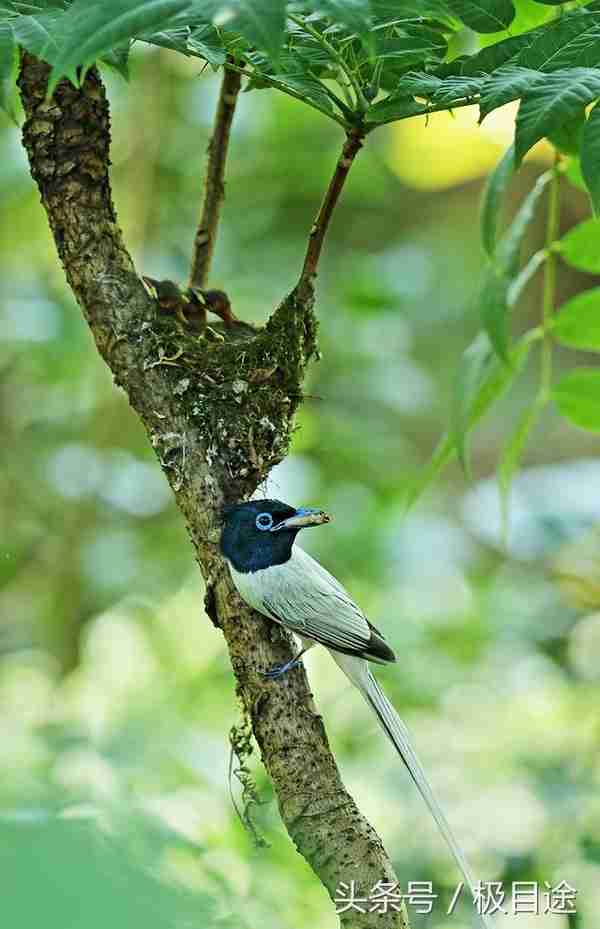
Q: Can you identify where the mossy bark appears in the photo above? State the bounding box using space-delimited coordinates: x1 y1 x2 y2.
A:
18 53 408 929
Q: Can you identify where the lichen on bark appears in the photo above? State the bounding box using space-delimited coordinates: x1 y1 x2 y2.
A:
18 52 408 929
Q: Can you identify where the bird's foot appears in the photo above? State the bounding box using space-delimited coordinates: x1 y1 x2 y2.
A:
261 657 302 679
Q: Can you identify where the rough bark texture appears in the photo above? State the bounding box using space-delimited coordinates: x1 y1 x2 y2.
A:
18 54 408 929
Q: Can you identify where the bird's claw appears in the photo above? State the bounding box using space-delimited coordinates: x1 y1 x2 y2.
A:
260 658 302 679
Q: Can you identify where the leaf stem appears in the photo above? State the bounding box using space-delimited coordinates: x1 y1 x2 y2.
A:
222 60 349 128
541 158 561 400
288 13 368 113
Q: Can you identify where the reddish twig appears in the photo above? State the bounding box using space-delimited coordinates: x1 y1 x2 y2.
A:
299 128 364 287
189 63 242 290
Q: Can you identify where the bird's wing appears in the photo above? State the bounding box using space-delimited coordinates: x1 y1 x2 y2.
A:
245 547 393 662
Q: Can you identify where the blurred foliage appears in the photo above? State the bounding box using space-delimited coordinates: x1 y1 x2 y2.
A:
2 30 600 929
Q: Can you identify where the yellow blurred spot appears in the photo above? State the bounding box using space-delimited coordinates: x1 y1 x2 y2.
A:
386 102 553 191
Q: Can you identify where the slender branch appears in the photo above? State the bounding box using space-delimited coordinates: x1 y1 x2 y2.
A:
18 54 408 929
299 128 365 288
189 63 242 290
223 60 349 128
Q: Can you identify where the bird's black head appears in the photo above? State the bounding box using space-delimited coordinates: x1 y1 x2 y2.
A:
220 499 331 573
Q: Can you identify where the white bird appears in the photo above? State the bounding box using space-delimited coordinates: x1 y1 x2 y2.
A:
220 498 491 929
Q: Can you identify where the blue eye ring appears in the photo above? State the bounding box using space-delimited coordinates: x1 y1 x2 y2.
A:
256 512 273 531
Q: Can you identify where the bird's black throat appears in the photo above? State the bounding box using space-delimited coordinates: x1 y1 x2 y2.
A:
220 523 297 573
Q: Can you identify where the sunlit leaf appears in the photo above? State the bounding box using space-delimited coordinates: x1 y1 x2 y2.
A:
555 218 600 272
515 67 600 164
518 9 600 72
447 0 515 33
480 143 515 258
552 368 600 431
581 101 600 216
553 288 600 350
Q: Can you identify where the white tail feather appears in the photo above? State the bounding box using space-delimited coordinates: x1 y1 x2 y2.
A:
332 653 491 929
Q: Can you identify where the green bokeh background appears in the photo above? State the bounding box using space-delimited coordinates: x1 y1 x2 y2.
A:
1 37 600 929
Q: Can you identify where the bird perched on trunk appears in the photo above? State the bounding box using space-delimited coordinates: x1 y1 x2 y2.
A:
220 498 491 929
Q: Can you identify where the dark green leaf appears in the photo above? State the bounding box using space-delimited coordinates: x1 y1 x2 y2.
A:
375 30 448 68
218 0 286 61
365 93 424 122
479 66 541 122
460 32 533 76
515 67 600 164
553 287 600 350
555 217 600 272
518 10 600 71
480 143 515 258
479 268 512 362
447 0 515 33
48 0 196 90
552 368 600 431
101 42 131 79
306 0 372 40
547 111 584 156
581 101 600 216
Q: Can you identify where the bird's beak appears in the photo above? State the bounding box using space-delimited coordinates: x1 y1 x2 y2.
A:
271 507 331 531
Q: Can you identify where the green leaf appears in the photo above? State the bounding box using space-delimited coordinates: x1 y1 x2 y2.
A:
365 94 424 123
498 399 543 546
479 269 512 363
402 333 533 512
459 32 533 76
552 368 600 431
480 143 515 258
100 42 131 79
547 110 584 156
12 9 65 63
555 218 600 273
480 170 550 360
0 22 17 118
375 30 448 68
581 101 600 216
479 66 541 122
218 0 286 61
447 0 515 33
553 288 600 350
307 0 372 41
518 10 600 72
48 0 196 91
564 155 587 192
515 67 600 164
452 332 495 475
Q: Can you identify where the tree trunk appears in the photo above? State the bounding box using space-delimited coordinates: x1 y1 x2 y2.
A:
18 54 409 929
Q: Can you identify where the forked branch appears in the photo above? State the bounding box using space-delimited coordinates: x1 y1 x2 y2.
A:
189 62 242 290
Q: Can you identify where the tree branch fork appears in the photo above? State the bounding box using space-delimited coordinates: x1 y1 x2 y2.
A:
18 52 406 929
